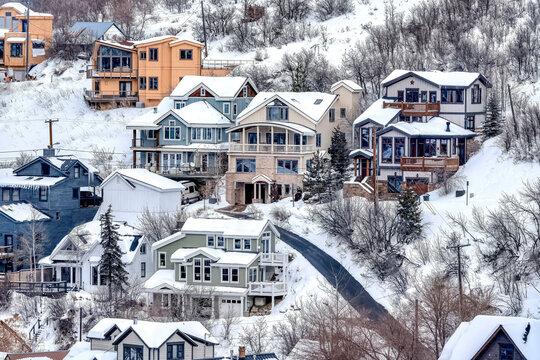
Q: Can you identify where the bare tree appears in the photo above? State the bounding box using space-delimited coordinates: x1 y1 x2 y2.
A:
137 207 188 244
239 317 269 354
90 146 115 179
15 209 47 281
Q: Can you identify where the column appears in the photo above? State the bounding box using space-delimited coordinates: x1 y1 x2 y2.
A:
257 125 260 152
242 128 246 152
132 130 137 168
285 130 289 152
271 127 274 153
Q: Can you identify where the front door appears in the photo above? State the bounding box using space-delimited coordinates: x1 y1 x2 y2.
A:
361 159 369 179
245 184 254 204
260 183 266 204
119 81 131 97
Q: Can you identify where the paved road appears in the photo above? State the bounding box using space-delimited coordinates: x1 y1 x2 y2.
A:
276 226 388 320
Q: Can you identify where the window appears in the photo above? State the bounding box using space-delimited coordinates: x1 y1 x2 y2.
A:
167 343 185 360
97 45 132 71
233 103 238 116
194 258 201 281
223 103 230 114
406 88 419 102
329 109 335 122
164 120 181 140
284 184 290 195
180 49 192 60
277 159 298 174
236 158 256 173
421 91 427 102
21 19 27 32
266 102 289 121
72 188 79 199
222 268 229 282
441 88 464 103
429 91 437 103
141 262 146 278
56 212 60 220
243 86 248 97
200 88 206 96
273 133 286 144
149 77 158 90
412 116 422 122
340 108 346 118
159 252 166 268
277 184 283 196
139 77 146 90
10 43 22 57
179 265 186 280
94 80 100 93
147 130 156 139
140 243 146 254
124 345 143 360
234 239 241 249
91 266 98 286
466 115 475 130
2 189 9 201
217 236 224 248
72 165 80 179
39 187 48 202
499 344 514 360
397 90 404 102
382 137 393 163
204 259 211 281
361 128 370 148
139 51 147 60
149 48 158 61
231 268 239 283
175 101 186 109
207 235 215 247
249 267 257 282
399 115 411 122
41 163 50 175
394 137 405 162
471 84 482 104
12 188 19 201
316 133 321 147
244 239 251 250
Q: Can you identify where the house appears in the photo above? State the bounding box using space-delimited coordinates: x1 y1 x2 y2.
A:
349 70 490 194
84 35 251 108
127 76 258 179
4 351 69 360
439 315 540 360
0 149 102 272
96 168 185 226
144 218 287 318
225 80 362 204
69 22 125 42
38 220 152 292
0 2 54 81
85 317 218 360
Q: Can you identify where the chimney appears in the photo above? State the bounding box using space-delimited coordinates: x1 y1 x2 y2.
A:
238 346 246 359
133 316 138 325
43 148 55 157
446 121 451 132
153 107 158 114
98 13 103 22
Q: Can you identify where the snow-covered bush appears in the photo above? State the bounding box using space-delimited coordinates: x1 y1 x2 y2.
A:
245 205 263 220
270 205 291 224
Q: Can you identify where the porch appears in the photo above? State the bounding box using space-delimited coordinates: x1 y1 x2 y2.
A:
400 156 460 172
247 282 287 296
84 89 138 103
259 253 288 266
383 101 440 116
85 64 137 79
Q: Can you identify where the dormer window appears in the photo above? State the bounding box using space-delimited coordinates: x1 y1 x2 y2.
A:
74 166 80 179
200 88 206 96
243 86 248 97
266 100 288 121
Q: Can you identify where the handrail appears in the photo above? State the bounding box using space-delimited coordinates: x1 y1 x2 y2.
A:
84 89 139 100
400 156 459 172
86 64 137 78
229 143 314 153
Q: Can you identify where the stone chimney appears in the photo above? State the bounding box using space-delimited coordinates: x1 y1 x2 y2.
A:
238 346 246 359
98 13 103 22
446 121 451 132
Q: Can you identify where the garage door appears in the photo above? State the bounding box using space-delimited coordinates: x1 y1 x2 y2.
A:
219 298 243 317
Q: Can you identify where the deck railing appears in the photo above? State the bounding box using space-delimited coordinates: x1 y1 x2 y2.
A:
86 64 137 79
248 282 287 296
383 101 440 116
133 164 222 177
84 89 139 102
259 253 288 266
400 156 460 172
229 143 314 153
9 281 68 295
0 245 13 259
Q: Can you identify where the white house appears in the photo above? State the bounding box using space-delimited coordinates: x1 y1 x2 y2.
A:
96 169 185 226
39 221 152 293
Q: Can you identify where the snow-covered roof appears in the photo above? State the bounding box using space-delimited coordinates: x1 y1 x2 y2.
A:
0 168 66 188
171 247 258 266
379 117 476 138
65 341 115 360
0 202 50 222
237 92 337 123
69 22 123 39
0 2 53 17
89 318 217 347
440 315 540 360
349 148 373 159
226 121 316 136
6 37 26 42
353 98 400 126
101 169 185 192
168 38 204 46
382 69 489 88
170 76 255 99
330 80 362 93
181 218 274 238
127 101 232 130
97 36 202 51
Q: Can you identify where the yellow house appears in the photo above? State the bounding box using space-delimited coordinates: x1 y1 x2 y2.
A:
85 35 235 108
0 2 53 80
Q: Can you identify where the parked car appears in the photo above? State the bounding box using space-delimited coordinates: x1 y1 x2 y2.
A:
180 180 201 204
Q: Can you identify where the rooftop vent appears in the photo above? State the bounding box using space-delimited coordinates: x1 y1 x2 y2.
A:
446 121 451 132
153 107 158 114
314 99 323 105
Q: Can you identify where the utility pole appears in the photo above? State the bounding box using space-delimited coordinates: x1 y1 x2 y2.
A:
24 0 30 80
44 119 59 148
201 0 208 58
447 242 471 321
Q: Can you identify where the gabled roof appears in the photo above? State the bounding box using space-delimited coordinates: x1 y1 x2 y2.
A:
381 69 492 88
440 315 540 360
181 218 277 238
377 117 476 138
97 36 203 51
170 76 258 100
353 99 400 127
170 247 259 267
69 22 124 39
330 80 362 93
0 2 53 17
152 231 185 250
237 92 338 124
0 202 50 223
0 168 66 189
13 155 100 178
100 169 185 192
6 350 69 360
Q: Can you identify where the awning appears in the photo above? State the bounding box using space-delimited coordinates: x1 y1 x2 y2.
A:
251 174 274 184
349 148 373 159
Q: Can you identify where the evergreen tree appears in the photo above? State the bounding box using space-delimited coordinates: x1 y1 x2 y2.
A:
483 94 503 139
304 151 331 199
99 205 128 310
328 127 350 189
397 188 423 242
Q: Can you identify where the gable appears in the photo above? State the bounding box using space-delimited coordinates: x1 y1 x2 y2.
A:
473 326 527 360
14 157 65 177
235 82 257 98
189 87 215 98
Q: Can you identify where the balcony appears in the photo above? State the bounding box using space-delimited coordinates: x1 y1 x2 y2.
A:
133 164 222 179
248 282 287 296
0 245 13 260
400 156 460 172
202 59 257 69
84 90 138 103
259 253 288 266
86 64 137 79
132 138 158 149
383 101 440 116
229 143 314 154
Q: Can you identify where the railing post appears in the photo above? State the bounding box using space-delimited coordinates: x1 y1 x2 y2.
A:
422 157 425 171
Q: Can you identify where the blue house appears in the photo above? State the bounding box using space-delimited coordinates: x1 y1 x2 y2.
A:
127 76 258 179
0 149 102 272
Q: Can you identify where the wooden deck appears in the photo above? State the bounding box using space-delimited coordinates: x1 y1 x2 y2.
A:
0 245 13 260
8 281 69 297
383 101 440 116
400 157 460 172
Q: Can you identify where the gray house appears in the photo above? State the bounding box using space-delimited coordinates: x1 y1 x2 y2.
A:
144 218 288 318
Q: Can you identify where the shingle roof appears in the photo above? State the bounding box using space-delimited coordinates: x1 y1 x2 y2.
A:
6 351 69 360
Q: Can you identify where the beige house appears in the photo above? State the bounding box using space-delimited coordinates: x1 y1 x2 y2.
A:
225 80 362 205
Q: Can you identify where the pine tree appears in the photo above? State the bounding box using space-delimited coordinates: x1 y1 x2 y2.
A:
397 188 423 242
483 94 502 139
304 151 331 199
99 205 128 309
328 127 350 189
